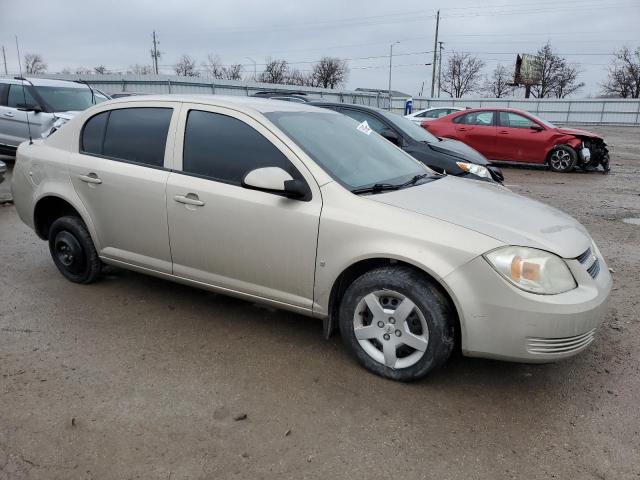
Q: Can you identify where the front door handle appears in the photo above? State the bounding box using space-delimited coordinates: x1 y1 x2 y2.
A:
498 130 509 134
174 194 205 207
4 112 14 117
78 173 102 184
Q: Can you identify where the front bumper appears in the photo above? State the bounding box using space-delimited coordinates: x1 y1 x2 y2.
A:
443 248 612 362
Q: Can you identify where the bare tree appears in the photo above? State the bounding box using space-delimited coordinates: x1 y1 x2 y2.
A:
24 53 47 74
60 67 72 75
440 52 485 98
482 64 514 98
601 46 640 98
310 56 349 89
175 54 200 77
530 43 584 98
258 58 289 84
202 54 226 79
129 64 153 75
223 64 243 80
94 65 109 75
287 69 312 86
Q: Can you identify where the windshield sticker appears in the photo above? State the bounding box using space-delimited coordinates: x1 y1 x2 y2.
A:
356 120 373 135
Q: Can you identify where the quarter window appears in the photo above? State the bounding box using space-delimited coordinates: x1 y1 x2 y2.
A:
80 107 172 168
182 110 297 184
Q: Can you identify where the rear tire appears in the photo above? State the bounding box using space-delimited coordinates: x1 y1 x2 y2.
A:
48 216 101 284
547 145 577 173
338 266 455 381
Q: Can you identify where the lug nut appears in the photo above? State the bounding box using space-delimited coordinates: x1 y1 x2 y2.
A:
377 321 384 328
395 330 401 337
389 317 396 324
383 334 390 341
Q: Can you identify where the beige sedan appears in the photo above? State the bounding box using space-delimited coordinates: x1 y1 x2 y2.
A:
11 95 611 381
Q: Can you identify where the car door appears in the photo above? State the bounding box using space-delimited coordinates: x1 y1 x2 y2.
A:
165 104 322 311
67 103 180 273
0 84 46 147
495 111 549 163
451 111 497 159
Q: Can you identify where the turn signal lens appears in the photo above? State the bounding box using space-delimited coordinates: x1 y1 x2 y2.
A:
484 246 576 294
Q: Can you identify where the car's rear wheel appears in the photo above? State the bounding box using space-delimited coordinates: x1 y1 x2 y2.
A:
338 266 455 381
48 216 101 284
548 146 577 173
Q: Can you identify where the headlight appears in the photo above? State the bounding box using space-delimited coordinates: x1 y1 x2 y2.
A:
484 246 577 294
456 162 491 179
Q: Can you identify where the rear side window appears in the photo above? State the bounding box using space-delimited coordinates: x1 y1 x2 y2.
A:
182 110 297 184
80 107 172 167
453 111 494 126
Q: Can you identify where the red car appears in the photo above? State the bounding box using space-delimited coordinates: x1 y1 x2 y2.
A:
421 108 610 173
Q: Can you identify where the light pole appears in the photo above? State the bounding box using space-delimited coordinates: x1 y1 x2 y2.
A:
388 41 400 110
245 57 257 81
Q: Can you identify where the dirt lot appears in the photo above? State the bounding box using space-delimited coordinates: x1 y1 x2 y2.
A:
1 126 639 480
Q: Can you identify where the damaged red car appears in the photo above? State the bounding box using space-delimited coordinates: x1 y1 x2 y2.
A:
421 107 610 173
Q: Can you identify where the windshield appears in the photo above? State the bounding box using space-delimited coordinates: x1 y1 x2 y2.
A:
377 110 440 143
265 111 431 190
35 86 109 112
527 112 557 129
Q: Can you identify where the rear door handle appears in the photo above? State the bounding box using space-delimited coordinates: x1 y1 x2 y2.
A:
174 194 205 207
4 112 14 117
78 173 102 184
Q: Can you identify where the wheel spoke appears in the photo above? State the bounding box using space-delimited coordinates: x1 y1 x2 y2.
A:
364 293 385 318
354 324 379 340
401 331 428 352
393 297 416 323
383 341 397 368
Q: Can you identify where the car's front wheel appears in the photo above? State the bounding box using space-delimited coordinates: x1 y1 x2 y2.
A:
548 145 577 173
339 266 455 381
48 216 101 284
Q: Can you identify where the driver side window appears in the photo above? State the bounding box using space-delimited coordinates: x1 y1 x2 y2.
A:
499 112 537 129
7 85 38 108
339 109 387 134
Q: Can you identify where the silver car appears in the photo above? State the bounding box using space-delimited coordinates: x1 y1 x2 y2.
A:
405 106 464 125
11 95 612 381
0 77 109 156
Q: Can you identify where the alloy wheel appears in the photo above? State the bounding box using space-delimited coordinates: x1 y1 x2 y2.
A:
550 149 572 170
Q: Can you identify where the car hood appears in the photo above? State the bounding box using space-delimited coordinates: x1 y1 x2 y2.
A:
52 111 79 121
427 138 491 166
555 127 602 139
370 176 591 258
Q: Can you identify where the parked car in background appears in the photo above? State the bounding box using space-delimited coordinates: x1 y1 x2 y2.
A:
252 90 313 103
405 106 463 124
422 107 610 173
311 102 503 182
107 92 148 99
0 159 6 184
11 95 611 381
0 77 110 156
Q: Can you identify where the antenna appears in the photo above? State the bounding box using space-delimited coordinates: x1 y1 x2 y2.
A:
15 35 33 145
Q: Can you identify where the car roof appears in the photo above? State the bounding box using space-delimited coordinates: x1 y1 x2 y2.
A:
101 94 327 114
309 101 388 114
0 76 89 88
452 106 531 114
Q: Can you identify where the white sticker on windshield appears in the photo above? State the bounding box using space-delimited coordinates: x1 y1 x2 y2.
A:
356 120 373 135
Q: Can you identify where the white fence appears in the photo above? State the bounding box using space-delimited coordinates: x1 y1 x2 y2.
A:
17 74 640 125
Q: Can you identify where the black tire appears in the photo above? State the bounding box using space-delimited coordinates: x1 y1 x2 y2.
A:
547 145 577 173
48 216 101 284
338 266 455 381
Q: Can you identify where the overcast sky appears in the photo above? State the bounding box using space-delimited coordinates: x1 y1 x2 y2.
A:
1 0 638 97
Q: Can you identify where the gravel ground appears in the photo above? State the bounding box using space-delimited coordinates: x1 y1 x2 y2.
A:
0 127 639 480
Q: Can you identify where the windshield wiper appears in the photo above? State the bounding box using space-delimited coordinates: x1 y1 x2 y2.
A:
351 174 434 195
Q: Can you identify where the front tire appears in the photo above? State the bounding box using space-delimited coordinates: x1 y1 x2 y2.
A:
48 216 101 284
548 145 577 173
338 266 455 381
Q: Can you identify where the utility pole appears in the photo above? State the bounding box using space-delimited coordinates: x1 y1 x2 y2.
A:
430 10 440 98
388 41 399 110
437 42 444 98
1 46 7 75
151 31 161 75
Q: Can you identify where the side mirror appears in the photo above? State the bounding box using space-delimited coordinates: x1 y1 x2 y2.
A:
380 128 400 145
17 103 43 113
530 124 544 132
242 167 308 199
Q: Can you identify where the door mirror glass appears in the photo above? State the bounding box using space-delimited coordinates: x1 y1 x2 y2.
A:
17 103 42 113
380 128 400 145
242 167 307 199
